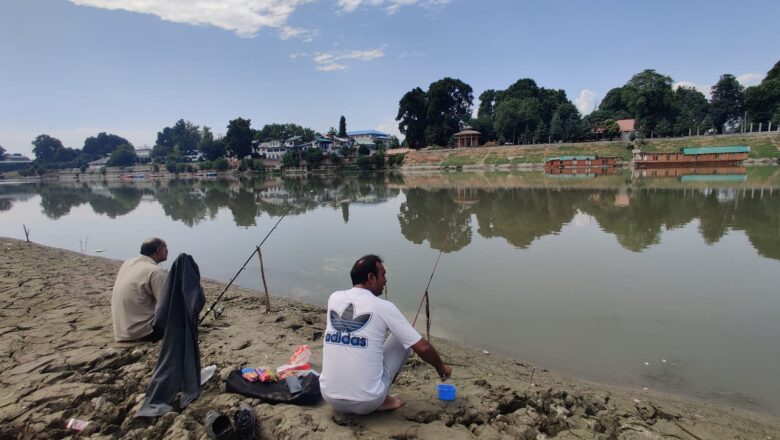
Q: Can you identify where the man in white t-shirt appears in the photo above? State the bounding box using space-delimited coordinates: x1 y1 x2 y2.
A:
320 254 452 414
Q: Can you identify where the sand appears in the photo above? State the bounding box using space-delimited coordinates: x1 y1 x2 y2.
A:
1 237 778 439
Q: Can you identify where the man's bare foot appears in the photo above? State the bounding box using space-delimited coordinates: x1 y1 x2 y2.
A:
376 395 404 411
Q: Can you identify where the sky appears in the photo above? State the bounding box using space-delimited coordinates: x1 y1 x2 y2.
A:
1 0 779 157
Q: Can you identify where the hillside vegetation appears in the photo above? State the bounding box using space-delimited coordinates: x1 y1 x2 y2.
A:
401 133 780 167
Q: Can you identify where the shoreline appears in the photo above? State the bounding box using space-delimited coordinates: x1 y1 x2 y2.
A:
1 237 778 439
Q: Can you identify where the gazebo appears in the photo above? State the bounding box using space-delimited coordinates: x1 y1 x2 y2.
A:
454 126 481 148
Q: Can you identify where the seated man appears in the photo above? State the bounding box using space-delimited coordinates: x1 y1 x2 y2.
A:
320 254 452 414
110 238 168 342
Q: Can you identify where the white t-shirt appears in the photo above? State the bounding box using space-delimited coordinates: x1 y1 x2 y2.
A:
320 287 422 401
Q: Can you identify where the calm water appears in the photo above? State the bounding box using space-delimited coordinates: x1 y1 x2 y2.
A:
2 170 780 413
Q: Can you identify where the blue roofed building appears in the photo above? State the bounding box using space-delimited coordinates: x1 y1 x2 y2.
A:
347 130 392 149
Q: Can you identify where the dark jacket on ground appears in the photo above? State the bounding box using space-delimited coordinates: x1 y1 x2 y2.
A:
136 253 205 417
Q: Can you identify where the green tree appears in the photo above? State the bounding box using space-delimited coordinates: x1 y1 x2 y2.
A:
282 150 301 168
107 144 138 167
338 115 347 138
424 77 473 146
32 134 64 163
154 119 201 160
710 74 745 133
305 148 324 169
623 69 675 135
255 123 315 142
672 86 709 135
82 132 132 160
396 87 427 148
357 144 370 156
494 98 541 144
551 103 581 141
198 126 225 160
0 144 5 157
599 119 620 140
477 89 499 118
745 59 780 126
225 117 254 158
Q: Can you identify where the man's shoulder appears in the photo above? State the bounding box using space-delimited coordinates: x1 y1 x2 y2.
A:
122 256 162 273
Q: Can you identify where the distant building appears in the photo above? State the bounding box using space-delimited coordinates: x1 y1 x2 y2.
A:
616 119 638 141
135 148 152 159
348 130 391 149
88 157 110 170
0 153 33 171
454 126 481 148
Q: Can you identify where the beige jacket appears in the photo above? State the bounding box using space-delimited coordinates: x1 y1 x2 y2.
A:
110 255 167 341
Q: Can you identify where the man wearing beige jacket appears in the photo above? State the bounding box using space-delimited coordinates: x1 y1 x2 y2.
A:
110 238 169 342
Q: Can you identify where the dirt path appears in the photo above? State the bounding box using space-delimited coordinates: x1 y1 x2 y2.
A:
1 237 778 439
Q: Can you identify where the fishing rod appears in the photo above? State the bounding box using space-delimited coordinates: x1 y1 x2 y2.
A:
199 203 294 324
412 208 461 340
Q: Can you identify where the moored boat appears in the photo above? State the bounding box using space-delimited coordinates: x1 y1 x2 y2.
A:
633 145 750 168
544 155 619 170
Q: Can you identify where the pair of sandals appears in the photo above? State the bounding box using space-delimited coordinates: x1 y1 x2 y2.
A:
204 403 256 440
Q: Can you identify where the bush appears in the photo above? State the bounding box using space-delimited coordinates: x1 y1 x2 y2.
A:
252 159 265 172
387 153 405 167
214 158 229 171
356 155 373 170
18 166 36 177
199 161 214 170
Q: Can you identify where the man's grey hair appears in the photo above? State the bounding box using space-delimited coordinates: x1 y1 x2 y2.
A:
140 238 165 257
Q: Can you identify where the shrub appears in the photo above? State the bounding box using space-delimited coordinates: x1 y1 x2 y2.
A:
214 158 229 171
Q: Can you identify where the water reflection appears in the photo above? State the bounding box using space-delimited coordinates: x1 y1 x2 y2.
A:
2 171 780 260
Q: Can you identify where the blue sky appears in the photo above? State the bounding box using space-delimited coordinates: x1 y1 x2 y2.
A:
1 0 779 156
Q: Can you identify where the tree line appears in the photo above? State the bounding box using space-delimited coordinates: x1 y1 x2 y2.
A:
396 59 780 148
25 115 403 173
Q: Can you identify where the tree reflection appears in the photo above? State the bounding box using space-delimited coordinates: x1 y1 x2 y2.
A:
398 188 471 252
5 175 779 261
473 188 583 249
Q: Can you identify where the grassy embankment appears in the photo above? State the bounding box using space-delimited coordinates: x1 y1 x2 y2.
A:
402 133 780 168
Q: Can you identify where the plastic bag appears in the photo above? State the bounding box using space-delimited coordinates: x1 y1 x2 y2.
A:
276 345 312 379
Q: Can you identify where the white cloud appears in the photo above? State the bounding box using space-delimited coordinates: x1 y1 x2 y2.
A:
337 0 450 14
673 81 710 96
736 73 764 86
376 119 402 139
310 48 384 71
280 25 318 41
69 0 452 38
574 89 597 115
68 0 315 38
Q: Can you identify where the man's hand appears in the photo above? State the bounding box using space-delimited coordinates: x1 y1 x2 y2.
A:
438 364 452 382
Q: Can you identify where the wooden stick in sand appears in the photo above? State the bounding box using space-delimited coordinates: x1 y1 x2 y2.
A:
256 246 271 314
22 224 30 242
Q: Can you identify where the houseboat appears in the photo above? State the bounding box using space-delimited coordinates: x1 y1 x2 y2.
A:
633 146 750 168
544 155 619 170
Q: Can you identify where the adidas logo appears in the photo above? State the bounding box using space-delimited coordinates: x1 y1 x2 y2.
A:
325 303 371 348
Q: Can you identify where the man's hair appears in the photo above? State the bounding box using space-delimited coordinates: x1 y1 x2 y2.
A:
350 254 383 285
140 238 165 257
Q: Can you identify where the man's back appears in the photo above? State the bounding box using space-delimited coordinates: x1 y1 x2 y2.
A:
111 255 166 341
320 287 421 402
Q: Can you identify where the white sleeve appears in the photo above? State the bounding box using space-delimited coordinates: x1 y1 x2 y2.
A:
383 303 422 349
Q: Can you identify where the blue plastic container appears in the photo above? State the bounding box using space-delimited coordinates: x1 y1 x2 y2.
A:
437 383 456 401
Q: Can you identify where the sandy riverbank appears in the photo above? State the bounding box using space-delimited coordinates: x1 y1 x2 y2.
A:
1 237 778 439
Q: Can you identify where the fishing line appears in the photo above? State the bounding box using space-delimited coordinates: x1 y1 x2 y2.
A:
199 203 294 324
412 207 462 340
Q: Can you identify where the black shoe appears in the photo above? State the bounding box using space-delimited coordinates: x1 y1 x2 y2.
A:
233 403 257 440
204 411 235 440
